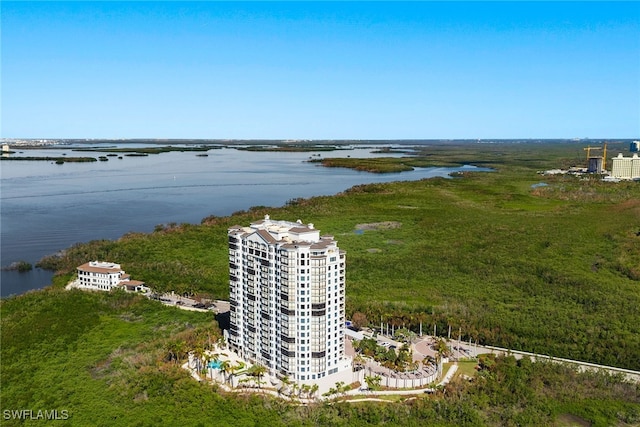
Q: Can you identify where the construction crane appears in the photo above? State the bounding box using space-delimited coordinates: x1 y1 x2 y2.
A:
583 143 607 172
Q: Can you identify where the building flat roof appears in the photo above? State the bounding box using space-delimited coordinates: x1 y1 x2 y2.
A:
77 261 122 274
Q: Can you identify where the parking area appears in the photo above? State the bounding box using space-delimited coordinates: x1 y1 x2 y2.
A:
150 293 229 314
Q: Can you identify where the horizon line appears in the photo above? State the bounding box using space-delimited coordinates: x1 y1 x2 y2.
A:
3 137 639 142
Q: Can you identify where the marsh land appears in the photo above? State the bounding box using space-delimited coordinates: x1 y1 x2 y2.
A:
2 140 639 426
1 143 480 296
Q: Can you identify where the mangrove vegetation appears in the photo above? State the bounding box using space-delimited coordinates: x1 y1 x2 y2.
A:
3 141 639 425
1 288 638 426
36 142 640 371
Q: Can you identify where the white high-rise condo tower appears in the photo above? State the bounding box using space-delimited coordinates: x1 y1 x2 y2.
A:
228 215 351 387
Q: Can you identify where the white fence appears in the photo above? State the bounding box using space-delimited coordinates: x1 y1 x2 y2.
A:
354 364 441 390
484 345 640 382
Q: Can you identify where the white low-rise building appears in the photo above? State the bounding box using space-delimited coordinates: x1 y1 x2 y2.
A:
611 153 640 180
76 261 148 292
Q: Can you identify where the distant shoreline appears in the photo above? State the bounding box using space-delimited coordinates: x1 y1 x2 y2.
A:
2 137 631 149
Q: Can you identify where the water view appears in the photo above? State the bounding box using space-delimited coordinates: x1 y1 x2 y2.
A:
1 144 485 296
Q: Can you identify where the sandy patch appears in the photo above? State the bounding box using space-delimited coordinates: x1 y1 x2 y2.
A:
385 240 403 245
554 413 592 427
355 221 402 230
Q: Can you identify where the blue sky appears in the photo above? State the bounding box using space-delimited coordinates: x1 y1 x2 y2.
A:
2 1 639 139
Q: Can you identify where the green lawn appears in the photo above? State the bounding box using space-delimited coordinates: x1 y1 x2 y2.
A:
454 361 479 378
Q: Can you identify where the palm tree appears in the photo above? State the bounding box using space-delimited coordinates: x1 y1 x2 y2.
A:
205 356 215 381
363 375 373 391
353 354 366 371
175 341 187 364
228 361 245 388
167 342 178 364
192 344 206 373
434 337 452 358
167 340 187 365
364 374 382 391
435 352 444 377
217 335 226 350
335 381 348 397
310 384 319 400
423 355 433 367
300 384 311 399
249 364 267 389
219 360 232 385
364 375 373 390
322 386 337 399
279 375 291 396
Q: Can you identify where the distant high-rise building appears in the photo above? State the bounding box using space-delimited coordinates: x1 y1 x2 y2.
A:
630 141 639 153
228 215 350 385
611 153 640 180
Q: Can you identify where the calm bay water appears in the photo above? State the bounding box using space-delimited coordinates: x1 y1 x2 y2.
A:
1 144 483 297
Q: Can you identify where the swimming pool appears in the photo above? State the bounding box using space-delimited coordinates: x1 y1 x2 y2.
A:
207 360 222 369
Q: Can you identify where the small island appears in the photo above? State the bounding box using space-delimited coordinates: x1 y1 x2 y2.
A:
1 261 33 272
